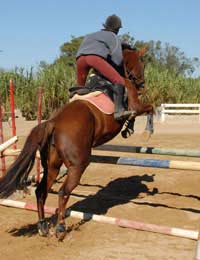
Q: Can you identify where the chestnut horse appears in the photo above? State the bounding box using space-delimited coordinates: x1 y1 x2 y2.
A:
0 48 153 240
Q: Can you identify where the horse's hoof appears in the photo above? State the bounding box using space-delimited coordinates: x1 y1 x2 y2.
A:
142 130 153 141
37 219 49 237
121 129 129 138
56 223 66 241
121 129 134 139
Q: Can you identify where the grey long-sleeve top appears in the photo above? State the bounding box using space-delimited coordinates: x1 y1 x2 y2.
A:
76 30 123 67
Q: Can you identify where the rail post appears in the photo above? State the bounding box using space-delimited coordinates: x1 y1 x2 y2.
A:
160 104 165 122
9 79 17 150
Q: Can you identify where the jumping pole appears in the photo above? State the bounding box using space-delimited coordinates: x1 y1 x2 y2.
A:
0 136 18 153
0 199 198 240
95 144 200 158
2 148 22 157
91 155 200 171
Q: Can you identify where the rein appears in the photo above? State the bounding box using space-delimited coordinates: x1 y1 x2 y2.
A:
123 51 145 90
126 69 145 89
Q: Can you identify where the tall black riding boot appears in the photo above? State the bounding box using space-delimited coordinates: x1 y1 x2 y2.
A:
113 84 133 120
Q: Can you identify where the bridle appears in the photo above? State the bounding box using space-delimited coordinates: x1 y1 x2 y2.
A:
126 68 145 89
123 51 145 90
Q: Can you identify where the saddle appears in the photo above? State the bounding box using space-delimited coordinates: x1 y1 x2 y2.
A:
69 75 117 114
69 74 114 101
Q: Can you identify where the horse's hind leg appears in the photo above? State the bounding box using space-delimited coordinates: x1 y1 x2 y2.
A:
56 164 88 241
36 146 62 236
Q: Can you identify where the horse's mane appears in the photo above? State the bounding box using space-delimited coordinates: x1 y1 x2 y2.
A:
121 43 137 51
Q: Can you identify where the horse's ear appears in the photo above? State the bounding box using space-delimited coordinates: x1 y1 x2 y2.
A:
139 47 146 56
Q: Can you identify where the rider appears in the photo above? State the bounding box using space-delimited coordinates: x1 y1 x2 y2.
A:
76 14 133 120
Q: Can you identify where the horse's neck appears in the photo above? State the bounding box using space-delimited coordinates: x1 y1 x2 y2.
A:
125 79 140 102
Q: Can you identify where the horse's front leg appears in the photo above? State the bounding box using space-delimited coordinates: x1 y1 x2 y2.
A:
145 112 154 133
121 117 135 138
56 165 86 241
142 108 154 141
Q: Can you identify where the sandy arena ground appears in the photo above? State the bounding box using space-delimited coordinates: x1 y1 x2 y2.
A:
0 114 200 260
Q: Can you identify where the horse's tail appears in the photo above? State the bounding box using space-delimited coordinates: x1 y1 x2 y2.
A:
0 120 55 198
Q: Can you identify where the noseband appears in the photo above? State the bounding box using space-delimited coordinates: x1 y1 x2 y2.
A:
126 69 145 89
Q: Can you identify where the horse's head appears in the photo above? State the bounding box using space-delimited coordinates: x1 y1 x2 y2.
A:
122 47 153 116
122 47 154 140
123 47 146 94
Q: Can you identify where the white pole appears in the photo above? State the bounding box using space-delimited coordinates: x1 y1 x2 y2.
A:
0 136 18 153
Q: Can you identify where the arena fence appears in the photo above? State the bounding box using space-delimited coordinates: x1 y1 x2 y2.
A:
160 103 200 122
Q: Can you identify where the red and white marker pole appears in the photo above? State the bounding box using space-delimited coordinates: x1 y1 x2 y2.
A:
9 80 17 146
36 87 43 183
0 199 198 240
0 99 6 174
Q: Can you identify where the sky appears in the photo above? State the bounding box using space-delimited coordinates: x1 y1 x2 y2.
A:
0 0 200 76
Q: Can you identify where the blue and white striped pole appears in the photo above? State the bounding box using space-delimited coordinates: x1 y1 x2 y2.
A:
91 155 200 171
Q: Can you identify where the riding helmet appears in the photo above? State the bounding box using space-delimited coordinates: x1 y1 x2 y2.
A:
103 14 122 31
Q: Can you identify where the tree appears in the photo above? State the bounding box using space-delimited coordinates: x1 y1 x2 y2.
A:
58 36 83 67
119 33 199 76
